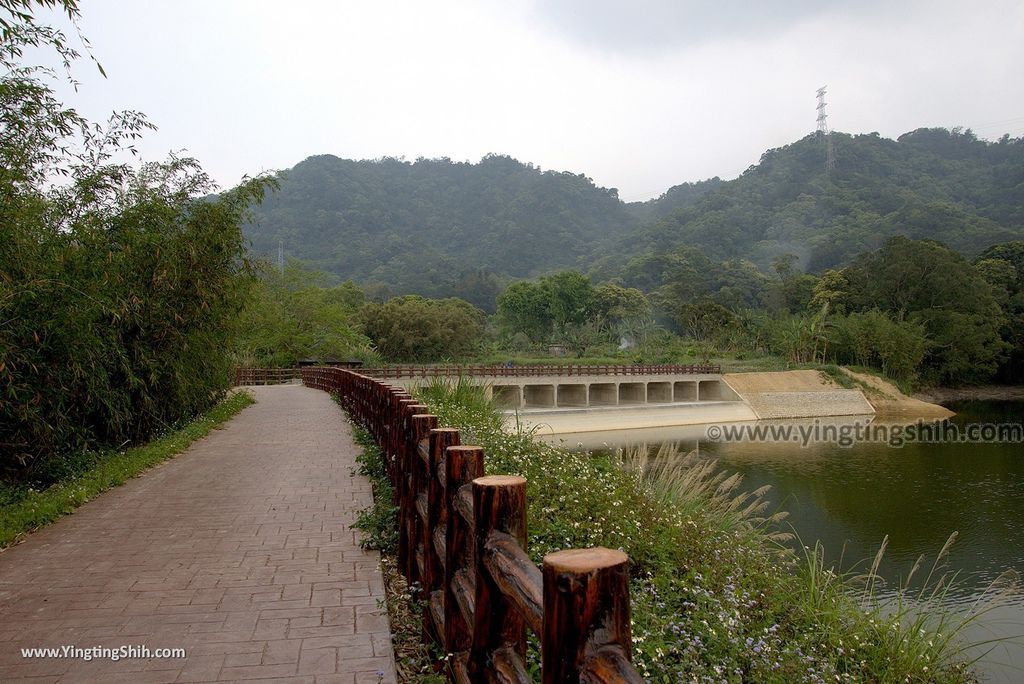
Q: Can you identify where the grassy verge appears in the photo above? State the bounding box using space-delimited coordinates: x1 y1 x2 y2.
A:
405 379 981 682
350 424 444 682
0 390 255 549
820 363 858 389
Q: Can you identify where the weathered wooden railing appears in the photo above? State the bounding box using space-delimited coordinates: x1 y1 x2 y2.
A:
362 363 721 379
302 366 644 683
234 367 301 385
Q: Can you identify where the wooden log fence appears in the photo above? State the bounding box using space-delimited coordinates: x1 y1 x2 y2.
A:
234 367 302 385
300 366 644 684
359 363 721 379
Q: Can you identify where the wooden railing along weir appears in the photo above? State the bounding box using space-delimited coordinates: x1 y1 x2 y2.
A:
236 363 721 385
301 367 643 683
234 367 302 385
360 363 721 378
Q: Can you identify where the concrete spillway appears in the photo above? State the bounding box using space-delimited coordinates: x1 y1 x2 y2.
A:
508 401 761 435
367 369 878 435
375 372 761 433
378 372 740 409
488 374 738 409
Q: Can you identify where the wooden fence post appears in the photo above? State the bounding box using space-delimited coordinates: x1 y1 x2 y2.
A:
397 403 428 583
425 427 460 642
444 446 485 678
408 413 437 589
470 475 529 680
542 548 635 684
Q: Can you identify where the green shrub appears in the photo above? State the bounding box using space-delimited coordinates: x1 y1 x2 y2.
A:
358 295 486 362
351 426 399 555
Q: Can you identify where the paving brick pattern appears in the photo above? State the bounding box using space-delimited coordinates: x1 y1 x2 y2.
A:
0 385 397 683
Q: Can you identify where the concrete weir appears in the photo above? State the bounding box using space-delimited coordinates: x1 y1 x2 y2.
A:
374 369 758 433
362 367 879 435
478 372 759 434
515 401 760 435
479 373 740 409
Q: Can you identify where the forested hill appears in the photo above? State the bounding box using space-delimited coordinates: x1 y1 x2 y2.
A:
243 154 634 300
599 128 1024 275
243 128 1024 297
624 177 724 224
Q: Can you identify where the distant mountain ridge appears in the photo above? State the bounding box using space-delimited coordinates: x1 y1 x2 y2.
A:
245 153 636 296
242 128 1024 296
601 128 1024 276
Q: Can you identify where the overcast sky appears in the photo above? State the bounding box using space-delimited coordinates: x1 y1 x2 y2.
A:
35 0 1024 201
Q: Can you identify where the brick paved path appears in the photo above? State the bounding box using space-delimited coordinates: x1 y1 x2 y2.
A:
0 385 397 683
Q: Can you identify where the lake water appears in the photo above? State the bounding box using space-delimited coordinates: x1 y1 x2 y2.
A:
547 400 1024 682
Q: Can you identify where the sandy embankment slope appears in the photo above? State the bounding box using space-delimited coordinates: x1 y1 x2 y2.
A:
723 369 844 393
722 370 875 419
839 368 955 419
723 369 954 420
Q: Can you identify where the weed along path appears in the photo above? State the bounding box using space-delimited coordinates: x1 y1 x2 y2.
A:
0 385 397 683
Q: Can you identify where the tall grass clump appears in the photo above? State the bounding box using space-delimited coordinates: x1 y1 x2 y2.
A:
412 378 989 682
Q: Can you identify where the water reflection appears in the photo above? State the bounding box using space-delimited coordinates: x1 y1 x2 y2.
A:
544 401 1024 682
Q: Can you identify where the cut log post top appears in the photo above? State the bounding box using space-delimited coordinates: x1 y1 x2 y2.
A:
542 548 640 684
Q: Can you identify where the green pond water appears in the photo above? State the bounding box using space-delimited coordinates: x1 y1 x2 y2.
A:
550 400 1024 682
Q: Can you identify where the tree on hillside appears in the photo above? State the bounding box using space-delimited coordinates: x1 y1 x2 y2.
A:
358 296 485 362
496 271 599 345
810 269 852 313
542 271 594 333
674 299 736 342
766 254 818 313
450 268 504 314
975 241 1024 382
841 237 1007 384
829 310 927 384
619 247 769 331
496 280 551 344
592 283 651 331
233 262 375 367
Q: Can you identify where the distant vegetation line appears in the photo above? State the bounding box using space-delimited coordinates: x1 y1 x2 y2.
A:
238 130 1023 388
